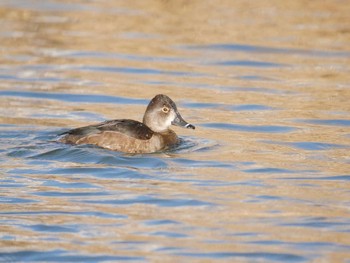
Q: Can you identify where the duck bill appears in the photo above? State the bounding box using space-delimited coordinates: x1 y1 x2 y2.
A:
172 113 195 129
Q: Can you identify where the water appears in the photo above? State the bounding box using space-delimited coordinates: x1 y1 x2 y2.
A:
1 0 350 262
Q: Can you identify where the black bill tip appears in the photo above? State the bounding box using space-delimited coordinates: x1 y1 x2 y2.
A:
185 123 195 130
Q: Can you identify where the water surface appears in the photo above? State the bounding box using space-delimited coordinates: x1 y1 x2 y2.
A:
1 0 350 262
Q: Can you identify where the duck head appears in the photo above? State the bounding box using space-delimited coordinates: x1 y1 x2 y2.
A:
142 94 195 133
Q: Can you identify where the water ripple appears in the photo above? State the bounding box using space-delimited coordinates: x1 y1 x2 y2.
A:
79 65 203 77
301 119 350 127
202 122 296 133
215 60 286 68
84 196 214 207
184 102 274 111
0 210 126 219
176 251 306 262
25 224 81 233
282 175 350 181
280 217 350 230
185 43 350 57
261 140 349 151
0 250 143 262
0 90 147 105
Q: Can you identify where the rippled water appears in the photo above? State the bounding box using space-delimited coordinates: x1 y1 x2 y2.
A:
1 0 350 262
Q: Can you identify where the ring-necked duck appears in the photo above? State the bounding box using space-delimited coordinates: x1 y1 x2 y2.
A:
58 94 195 153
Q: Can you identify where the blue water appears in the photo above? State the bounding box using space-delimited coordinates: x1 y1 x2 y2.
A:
1 1 350 262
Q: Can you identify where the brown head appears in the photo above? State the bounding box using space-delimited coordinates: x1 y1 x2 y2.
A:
142 94 195 133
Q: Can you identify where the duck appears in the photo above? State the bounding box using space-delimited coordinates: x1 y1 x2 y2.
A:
58 94 195 153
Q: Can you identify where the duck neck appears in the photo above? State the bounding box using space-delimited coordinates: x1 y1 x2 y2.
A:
143 114 170 133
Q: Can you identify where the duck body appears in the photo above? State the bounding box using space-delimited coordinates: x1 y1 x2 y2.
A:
59 119 178 153
58 94 195 153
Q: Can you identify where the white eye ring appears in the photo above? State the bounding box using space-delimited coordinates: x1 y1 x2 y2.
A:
162 106 170 113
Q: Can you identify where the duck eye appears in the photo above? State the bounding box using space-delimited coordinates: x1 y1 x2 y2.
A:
162 106 170 113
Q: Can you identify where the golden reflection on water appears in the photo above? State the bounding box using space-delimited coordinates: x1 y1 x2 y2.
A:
1 0 350 262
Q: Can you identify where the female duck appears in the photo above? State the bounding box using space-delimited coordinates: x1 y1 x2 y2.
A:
59 94 195 153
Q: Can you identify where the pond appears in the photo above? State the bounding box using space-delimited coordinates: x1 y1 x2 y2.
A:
1 0 350 262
